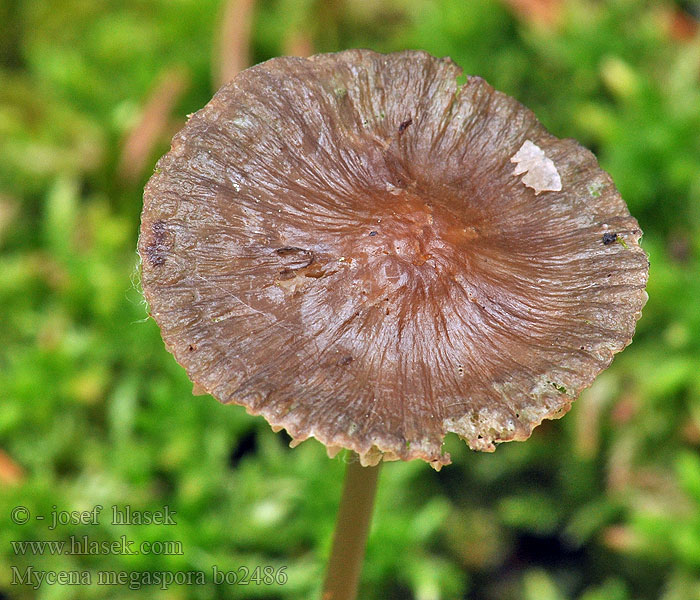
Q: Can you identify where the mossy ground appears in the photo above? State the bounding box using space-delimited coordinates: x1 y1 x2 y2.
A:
2 1 700 598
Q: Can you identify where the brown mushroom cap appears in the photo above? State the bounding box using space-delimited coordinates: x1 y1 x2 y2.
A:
139 49 648 469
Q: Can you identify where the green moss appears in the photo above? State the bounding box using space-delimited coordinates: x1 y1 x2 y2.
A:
550 382 568 394
588 182 604 198
3 2 698 598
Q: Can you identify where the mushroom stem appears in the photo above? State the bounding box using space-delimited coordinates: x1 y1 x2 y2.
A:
322 455 381 600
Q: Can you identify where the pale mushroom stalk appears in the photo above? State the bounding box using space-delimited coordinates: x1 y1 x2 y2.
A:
322 457 381 600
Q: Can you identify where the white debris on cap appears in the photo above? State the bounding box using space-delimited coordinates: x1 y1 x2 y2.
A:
510 140 562 195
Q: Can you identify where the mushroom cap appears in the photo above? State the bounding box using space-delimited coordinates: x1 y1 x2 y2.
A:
139 50 648 469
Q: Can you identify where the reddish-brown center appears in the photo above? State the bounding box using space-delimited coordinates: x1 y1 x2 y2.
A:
367 194 436 266
327 190 483 304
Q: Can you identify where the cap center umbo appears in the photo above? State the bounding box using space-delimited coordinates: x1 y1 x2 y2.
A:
372 196 434 266
320 189 489 312
353 190 476 271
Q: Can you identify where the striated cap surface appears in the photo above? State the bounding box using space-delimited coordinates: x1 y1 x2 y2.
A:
139 50 649 469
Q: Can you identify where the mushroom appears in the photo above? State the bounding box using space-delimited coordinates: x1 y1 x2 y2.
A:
139 49 648 599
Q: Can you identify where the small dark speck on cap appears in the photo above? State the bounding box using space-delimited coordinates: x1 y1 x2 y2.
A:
369 231 378 236
602 232 617 245
398 118 413 135
146 220 168 266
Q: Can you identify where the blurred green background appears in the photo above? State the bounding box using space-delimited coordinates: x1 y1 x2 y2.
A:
2 0 700 598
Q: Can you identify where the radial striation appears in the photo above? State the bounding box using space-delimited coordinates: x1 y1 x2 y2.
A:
139 50 649 469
